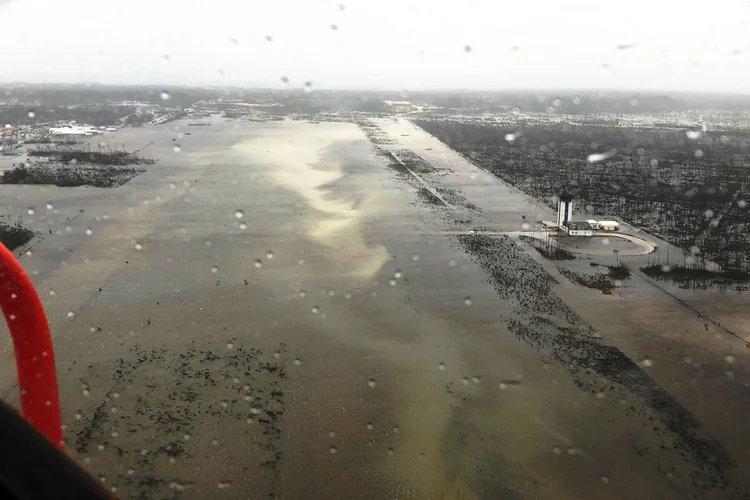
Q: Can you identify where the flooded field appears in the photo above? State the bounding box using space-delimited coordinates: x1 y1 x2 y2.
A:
1 117 749 499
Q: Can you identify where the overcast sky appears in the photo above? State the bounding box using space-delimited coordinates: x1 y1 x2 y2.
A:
2 0 749 92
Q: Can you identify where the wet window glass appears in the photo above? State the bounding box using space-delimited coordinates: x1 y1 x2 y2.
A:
1 0 749 498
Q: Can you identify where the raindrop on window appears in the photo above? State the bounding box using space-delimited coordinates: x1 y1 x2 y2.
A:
438 362 445 370
134 243 143 250
27 208 35 215
264 35 273 42
344 292 352 299
160 91 171 100
28 111 35 118
280 76 289 86
704 209 714 219
329 446 338 454
217 69 225 77
366 423 374 430
504 133 515 142
686 129 702 140
629 98 639 107
464 297 472 305
86 229 93 236
234 209 244 219
230 38 239 45
293 358 302 366
299 290 306 298
572 96 581 104
303 81 313 93
367 379 377 388
266 251 274 259
254 259 263 268
338 3 345 10
640 359 653 368
694 149 704 158
211 266 218 273
173 145 181 153
412 254 419 261
330 24 338 31
394 269 403 278
725 355 736 364
739 200 747 208
239 222 248 230
464 45 472 53
67 311 75 319
389 279 397 286
650 159 658 167
312 306 320 314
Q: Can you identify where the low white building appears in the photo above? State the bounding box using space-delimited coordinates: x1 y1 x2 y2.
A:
562 221 594 237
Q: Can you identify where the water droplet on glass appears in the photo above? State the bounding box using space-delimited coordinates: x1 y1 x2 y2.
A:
641 359 653 368
464 45 472 53
686 129 702 140
412 254 419 261
303 81 313 93
329 446 337 454
438 362 445 371
217 69 225 77
389 279 397 286
160 91 171 100
234 209 244 219
704 209 714 219
97 444 105 451
280 76 289 86
67 311 75 319
338 3 345 10
504 133 516 142
694 149 704 158
173 145 181 153
294 358 302 366
330 24 338 31
738 199 747 208
134 243 143 250
27 207 35 215
312 306 320 314
464 297 472 305
254 259 263 268
725 355 736 364
264 35 273 42
266 251 274 259
211 266 218 273
629 98 639 107
86 229 93 236
367 379 377 388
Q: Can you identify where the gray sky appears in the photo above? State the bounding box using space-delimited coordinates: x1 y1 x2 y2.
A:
3 0 750 92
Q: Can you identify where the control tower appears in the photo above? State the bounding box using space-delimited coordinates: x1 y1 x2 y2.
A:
557 192 573 228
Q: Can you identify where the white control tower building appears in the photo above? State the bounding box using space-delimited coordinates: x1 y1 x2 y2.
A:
557 193 573 228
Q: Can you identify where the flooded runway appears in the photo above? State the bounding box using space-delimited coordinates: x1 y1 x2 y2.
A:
1 118 748 499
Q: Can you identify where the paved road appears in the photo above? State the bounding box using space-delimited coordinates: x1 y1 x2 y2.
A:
0 118 747 499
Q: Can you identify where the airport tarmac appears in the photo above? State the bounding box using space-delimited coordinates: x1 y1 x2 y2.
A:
1 117 748 499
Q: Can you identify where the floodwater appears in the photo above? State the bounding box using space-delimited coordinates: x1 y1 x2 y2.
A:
0 118 749 499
